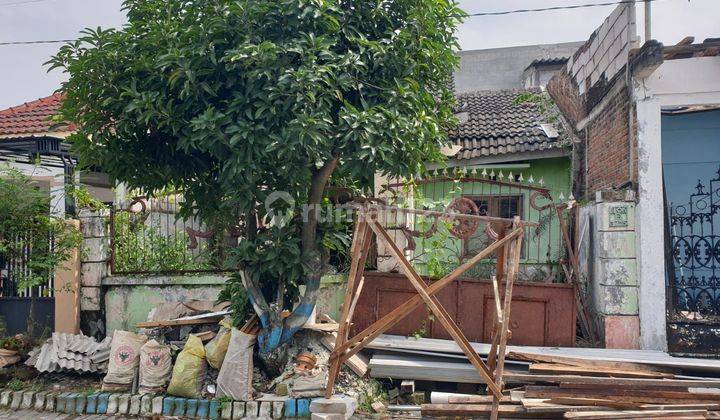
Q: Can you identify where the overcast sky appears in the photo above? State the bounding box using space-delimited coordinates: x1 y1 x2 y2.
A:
0 0 718 109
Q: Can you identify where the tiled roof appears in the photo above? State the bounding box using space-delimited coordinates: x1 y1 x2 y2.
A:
0 93 74 137
450 88 565 160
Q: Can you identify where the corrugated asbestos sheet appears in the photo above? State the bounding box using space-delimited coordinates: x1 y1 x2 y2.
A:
26 333 111 373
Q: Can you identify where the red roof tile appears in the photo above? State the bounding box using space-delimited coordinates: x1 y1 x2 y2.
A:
0 93 75 137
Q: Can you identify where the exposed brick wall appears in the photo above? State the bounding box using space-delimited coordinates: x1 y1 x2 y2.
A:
584 89 634 195
548 68 637 200
547 71 587 127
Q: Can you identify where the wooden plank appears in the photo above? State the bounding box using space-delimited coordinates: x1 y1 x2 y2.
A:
563 409 708 419
525 385 720 403
504 373 720 388
528 363 672 379
507 351 678 374
326 218 371 397
447 395 510 404
320 333 368 377
492 217 524 420
136 318 220 328
421 403 555 418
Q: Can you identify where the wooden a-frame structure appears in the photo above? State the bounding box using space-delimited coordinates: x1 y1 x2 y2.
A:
325 205 526 420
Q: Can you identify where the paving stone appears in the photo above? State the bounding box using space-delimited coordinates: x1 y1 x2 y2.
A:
310 396 357 419
162 396 175 416
64 393 78 414
245 401 259 418
44 393 56 412
20 391 34 409
9 391 23 410
259 401 272 418
209 399 220 419
151 396 164 415
96 393 109 414
106 394 119 414
116 394 130 414
311 413 344 420
272 401 285 419
197 399 210 418
85 394 98 414
140 394 153 416
128 394 141 415
186 399 198 418
297 399 311 417
55 392 68 413
220 401 233 420
232 401 246 419
283 399 296 418
75 394 87 414
173 398 186 417
0 391 11 407
33 391 47 411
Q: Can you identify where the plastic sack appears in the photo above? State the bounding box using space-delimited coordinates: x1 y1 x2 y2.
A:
205 319 232 369
102 330 148 391
167 334 206 398
216 328 256 401
138 339 172 394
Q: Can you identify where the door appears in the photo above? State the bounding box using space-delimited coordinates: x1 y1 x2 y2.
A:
663 109 720 356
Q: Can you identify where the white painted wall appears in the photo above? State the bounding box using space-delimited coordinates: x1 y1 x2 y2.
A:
633 56 720 350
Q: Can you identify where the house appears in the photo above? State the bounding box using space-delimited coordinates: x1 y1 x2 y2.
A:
453 42 584 93
546 2 720 353
369 45 582 346
0 93 115 218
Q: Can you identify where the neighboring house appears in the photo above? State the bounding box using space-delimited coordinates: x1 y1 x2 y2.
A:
453 41 584 93
547 2 720 353
0 93 114 217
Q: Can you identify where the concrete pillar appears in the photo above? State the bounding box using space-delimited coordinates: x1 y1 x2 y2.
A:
591 200 641 349
78 209 110 337
54 220 81 334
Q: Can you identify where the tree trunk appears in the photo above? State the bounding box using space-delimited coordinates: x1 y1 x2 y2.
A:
257 156 339 354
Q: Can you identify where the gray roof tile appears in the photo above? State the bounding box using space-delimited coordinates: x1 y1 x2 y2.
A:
450 88 566 160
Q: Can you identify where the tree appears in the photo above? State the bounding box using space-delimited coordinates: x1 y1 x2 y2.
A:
49 0 464 353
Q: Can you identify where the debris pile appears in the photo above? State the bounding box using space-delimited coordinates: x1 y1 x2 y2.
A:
25 332 111 373
364 334 720 418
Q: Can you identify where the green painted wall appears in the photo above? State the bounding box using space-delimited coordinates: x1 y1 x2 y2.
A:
103 273 348 333
412 157 571 278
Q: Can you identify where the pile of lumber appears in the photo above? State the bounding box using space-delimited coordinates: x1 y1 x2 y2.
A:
421 353 720 419
364 335 720 418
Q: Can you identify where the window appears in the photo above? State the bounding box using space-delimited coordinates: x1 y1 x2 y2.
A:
463 195 524 258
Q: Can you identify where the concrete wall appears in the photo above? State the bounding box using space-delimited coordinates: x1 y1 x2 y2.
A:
104 273 348 334
103 274 228 334
453 42 583 93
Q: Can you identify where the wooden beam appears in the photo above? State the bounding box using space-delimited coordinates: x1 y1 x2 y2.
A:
491 217 524 420
504 374 720 388
326 218 371 397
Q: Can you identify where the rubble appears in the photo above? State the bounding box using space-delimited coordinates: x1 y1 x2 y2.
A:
25 333 111 373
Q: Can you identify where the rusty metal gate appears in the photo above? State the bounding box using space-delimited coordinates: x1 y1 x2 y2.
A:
666 166 720 356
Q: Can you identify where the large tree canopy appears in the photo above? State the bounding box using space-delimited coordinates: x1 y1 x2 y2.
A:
51 0 464 351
